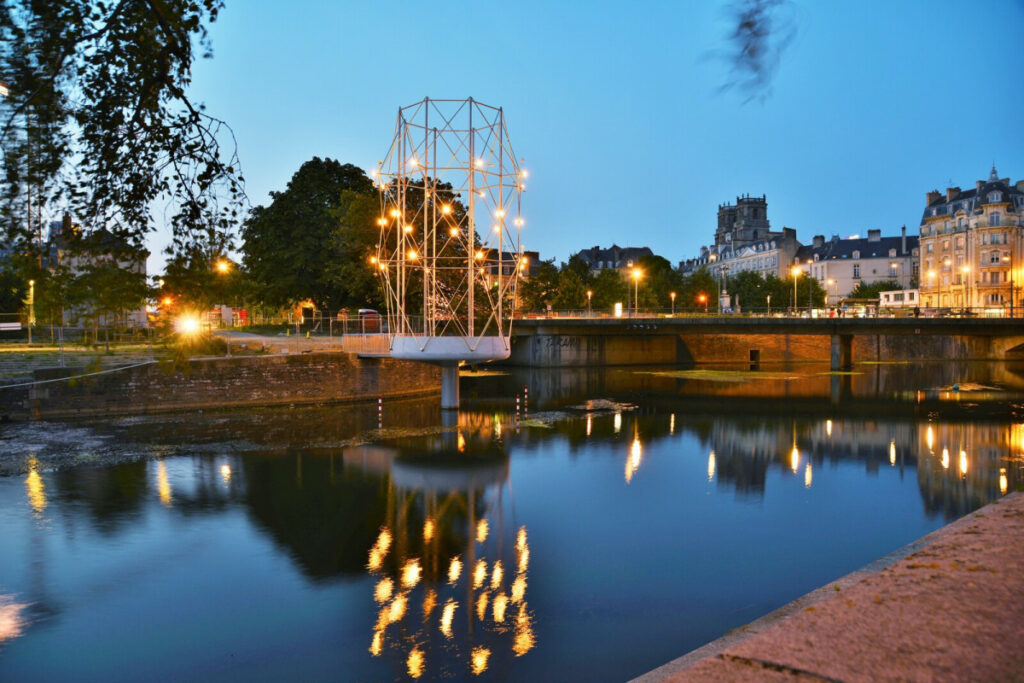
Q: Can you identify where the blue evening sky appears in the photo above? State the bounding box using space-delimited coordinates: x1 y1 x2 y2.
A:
164 0 1024 273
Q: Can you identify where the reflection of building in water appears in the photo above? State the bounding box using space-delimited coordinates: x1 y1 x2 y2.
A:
916 422 1023 520
348 444 535 679
700 418 918 497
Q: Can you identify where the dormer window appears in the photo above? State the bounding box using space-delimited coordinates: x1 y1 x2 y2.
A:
989 192 1002 203
852 250 860 259
889 248 896 257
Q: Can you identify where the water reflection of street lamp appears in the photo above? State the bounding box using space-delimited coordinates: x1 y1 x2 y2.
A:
27 279 35 345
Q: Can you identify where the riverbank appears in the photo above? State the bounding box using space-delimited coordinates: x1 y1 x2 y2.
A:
636 490 1024 681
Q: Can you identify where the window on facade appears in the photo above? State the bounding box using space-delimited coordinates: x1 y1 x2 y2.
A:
989 192 1002 203
991 213 1001 226
853 264 860 279
913 263 919 277
926 243 933 253
942 240 950 251
944 221 950 231
852 250 860 259
992 272 1000 284
990 252 1001 264
955 237 964 249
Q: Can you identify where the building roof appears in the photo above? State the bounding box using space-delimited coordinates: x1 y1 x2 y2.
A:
922 166 1024 221
795 234 918 263
575 244 653 268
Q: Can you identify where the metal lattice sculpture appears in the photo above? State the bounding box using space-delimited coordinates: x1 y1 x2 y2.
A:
375 98 526 365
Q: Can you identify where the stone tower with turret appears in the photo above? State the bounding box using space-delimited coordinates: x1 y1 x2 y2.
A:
715 194 770 248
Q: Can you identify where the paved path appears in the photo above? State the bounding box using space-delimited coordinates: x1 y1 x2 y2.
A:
636 491 1024 682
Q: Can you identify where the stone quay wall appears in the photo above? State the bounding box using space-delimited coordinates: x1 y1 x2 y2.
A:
506 332 1019 366
0 352 440 421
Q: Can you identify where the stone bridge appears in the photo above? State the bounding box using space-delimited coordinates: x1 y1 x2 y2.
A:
506 317 1024 370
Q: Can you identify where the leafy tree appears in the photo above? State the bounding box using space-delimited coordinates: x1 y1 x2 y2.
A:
636 254 682 309
553 268 588 310
589 268 628 311
240 158 373 312
325 190 386 311
677 267 717 312
0 0 243 260
517 259 558 311
848 279 901 301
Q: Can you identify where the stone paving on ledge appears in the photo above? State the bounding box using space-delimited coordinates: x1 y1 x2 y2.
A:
637 491 1024 682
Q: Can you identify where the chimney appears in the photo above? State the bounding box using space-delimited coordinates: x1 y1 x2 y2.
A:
976 180 984 192
946 187 961 202
901 225 907 254
868 229 881 242
783 227 796 240
926 190 942 205
1001 177 1010 186
812 235 824 248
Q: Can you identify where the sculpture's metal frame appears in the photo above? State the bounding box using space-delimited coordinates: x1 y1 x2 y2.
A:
375 98 526 393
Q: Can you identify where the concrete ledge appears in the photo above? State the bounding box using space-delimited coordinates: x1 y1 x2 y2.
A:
635 491 1024 682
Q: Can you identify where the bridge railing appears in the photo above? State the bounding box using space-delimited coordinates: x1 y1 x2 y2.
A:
512 306 1019 320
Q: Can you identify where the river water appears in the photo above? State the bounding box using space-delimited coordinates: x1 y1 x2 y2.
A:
0 361 1021 681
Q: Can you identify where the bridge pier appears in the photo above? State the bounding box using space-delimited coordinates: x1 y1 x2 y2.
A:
831 334 853 371
441 363 460 410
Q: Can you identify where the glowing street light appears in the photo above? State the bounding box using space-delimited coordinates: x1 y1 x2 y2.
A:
961 265 971 310
791 265 801 315
697 292 708 314
1002 254 1015 317
670 291 676 315
826 278 837 307
215 258 231 274
631 267 642 317
586 289 592 317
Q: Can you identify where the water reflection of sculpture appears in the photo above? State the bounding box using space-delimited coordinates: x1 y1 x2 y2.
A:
916 422 1023 520
353 445 536 679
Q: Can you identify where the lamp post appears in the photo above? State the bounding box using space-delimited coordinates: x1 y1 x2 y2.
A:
926 270 936 310
587 289 593 317
961 265 971 313
670 291 676 316
697 292 708 314
826 278 837 308
791 265 801 315
631 267 641 317
1003 254 1014 317
943 258 952 311
766 294 771 316
890 261 900 289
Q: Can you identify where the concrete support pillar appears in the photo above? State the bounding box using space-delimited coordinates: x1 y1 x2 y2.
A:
441 363 460 410
830 334 853 371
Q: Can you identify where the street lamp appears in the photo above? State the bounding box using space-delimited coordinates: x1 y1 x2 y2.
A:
791 265 801 315
826 278 837 308
215 258 231 274
961 265 971 312
926 270 937 309
697 292 708 314
1002 254 1014 317
766 294 771 316
586 289 593 317
670 291 676 316
890 261 900 288
943 258 952 310
631 267 642 317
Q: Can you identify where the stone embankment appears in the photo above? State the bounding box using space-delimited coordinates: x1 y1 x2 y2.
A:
636 491 1024 681
0 351 439 420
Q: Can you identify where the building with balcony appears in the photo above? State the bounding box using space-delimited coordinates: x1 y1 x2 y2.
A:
794 228 919 306
918 166 1024 311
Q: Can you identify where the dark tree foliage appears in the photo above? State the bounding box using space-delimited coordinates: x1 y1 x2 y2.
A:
517 259 559 312
240 158 373 312
0 0 242 259
848 279 901 301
